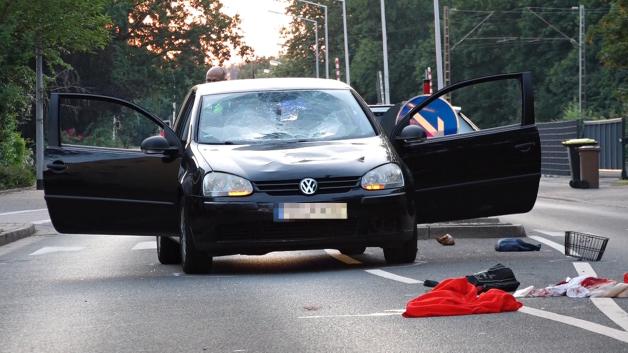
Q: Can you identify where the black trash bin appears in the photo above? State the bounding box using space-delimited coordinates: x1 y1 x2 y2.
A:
561 138 597 188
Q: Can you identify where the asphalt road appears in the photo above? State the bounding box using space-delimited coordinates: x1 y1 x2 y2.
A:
1 185 627 353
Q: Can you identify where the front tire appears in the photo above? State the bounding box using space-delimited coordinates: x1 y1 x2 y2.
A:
156 236 181 264
180 204 212 274
383 230 417 265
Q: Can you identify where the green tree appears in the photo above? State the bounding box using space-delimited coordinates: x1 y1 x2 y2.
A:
0 0 110 189
277 0 624 122
61 0 253 120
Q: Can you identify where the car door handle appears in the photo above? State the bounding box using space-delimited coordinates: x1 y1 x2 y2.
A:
514 142 534 153
46 161 67 172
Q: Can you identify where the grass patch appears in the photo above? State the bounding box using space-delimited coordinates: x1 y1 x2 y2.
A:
612 179 628 186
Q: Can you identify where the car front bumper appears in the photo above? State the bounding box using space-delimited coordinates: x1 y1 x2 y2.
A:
186 189 415 256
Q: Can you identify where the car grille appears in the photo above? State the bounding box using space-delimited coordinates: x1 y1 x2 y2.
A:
254 177 361 195
216 220 358 241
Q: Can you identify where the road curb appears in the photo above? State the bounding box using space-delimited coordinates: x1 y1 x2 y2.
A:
0 224 36 246
0 186 36 195
417 221 525 239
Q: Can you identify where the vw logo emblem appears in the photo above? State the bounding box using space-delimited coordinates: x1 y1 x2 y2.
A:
299 178 318 195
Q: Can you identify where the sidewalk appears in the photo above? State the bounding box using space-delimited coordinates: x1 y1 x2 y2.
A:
538 175 628 209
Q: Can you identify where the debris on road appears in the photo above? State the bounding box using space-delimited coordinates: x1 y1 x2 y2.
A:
403 277 522 318
422 264 521 293
466 263 521 293
436 233 455 246
564 231 609 261
514 275 628 298
423 280 439 288
495 238 541 252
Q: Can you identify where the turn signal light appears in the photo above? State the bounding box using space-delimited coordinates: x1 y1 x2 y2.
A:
228 191 251 196
363 184 385 190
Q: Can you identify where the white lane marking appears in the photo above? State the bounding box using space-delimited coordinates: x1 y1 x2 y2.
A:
573 261 597 276
299 311 402 319
0 208 47 216
131 241 157 250
324 249 361 265
528 235 564 254
365 269 423 284
31 219 51 225
573 262 628 332
534 229 565 237
29 246 83 256
519 306 628 344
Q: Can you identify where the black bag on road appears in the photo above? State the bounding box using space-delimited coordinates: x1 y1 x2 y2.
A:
465 263 520 292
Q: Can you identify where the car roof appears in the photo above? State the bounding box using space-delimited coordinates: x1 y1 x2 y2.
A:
195 77 352 96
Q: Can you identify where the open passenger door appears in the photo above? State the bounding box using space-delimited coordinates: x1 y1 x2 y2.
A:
392 72 541 223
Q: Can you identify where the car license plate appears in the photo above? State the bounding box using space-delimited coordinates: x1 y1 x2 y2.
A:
274 203 347 221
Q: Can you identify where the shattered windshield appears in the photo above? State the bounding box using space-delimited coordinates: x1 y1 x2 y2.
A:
197 89 375 144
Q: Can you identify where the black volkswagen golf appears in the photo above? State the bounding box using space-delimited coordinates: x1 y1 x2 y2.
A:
44 73 540 273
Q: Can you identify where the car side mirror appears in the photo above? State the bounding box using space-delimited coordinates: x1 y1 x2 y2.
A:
395 125 427 143
141 135 179 155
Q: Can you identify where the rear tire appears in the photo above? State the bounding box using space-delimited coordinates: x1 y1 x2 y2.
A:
339 246 366 256
156 236 181 264
180 204 212 274
383 230 417 265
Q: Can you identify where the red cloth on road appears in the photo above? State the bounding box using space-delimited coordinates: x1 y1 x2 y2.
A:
403 277 522 318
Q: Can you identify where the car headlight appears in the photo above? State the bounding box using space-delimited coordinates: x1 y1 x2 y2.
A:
203 172 253 197
361 163 404 190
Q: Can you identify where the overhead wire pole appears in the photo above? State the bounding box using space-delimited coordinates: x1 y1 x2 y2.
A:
579 4 585 115
35 45 44 189
380 0 390 104
443 5 451 101
298 0 329 79
433 0 444 90
338 0 350 85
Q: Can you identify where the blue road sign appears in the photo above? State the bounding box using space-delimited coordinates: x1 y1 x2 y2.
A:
396 95 459 137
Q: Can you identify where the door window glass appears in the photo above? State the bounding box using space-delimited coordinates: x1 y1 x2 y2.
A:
175 92 195 141
59 97 160 149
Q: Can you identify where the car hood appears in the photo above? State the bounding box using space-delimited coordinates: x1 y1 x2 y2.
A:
195 135 396 181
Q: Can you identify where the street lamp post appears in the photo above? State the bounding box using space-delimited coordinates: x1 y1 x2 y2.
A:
298 0 329 79
338 0 350 85
380 0 390 104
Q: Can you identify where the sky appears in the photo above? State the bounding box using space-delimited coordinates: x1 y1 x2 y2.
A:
221 0 290 63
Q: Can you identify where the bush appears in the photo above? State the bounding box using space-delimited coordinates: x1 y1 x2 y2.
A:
0 130 35 190
0 164 34 190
